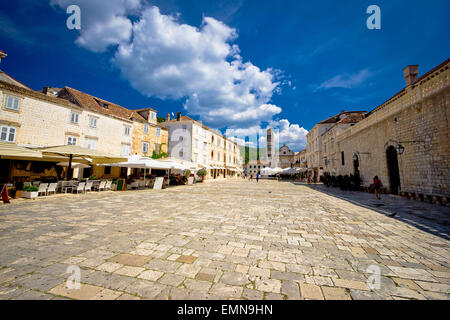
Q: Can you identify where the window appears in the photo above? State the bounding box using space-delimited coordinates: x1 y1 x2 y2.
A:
4 95 20 111
341 151 345 166
124 126 131 136
0 126 16 142
144 124 149 134
150 112 156 120
121 144 131 156
104 166 111 175
89 116 97 128
156 128 161 137
142 142 149 154
182 125 187 132
86 138 96 150
70 112 79 124
67 136 77 145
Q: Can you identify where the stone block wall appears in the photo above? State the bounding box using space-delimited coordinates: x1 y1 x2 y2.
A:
337 64 449 197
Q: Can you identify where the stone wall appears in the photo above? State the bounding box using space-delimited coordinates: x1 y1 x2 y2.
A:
337 62 449 197
131 121 168 157
0 86 134 155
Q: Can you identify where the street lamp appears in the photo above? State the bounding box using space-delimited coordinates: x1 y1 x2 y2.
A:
396 144 405 155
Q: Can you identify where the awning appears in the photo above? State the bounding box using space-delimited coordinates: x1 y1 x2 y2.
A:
38 145 127 164
283 167 299 174
100 156 172 170
57 162 91 169
0 141 43 159
160 159 189 170
198 163 212 169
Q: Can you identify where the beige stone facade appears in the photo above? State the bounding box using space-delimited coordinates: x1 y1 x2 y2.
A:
306 111 365 180
322 112 366 176
336 60 449 198
293 149 307 169
0 82 135 155
162 113 242 178
131 116 168 157
279 144 295 168
0 71 168 180
246 160 268 175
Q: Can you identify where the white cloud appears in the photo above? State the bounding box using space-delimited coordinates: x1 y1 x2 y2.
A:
269 119 308 151
316 69 372 90
53 2 282 128
51 0 142 52
52 1 308 152
114 6 280 127
225 119 308 152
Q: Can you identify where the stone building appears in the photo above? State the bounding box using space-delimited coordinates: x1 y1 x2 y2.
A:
322 111 366 176
162 112 242 178
246 160 269 176
0 65 168 181
279 144 295 168
293 149 307 169
337 59 449 201
53 87 168 158
306 111 365 181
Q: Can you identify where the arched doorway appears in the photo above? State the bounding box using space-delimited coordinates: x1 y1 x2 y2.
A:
353 153 360 176
386 146 400 195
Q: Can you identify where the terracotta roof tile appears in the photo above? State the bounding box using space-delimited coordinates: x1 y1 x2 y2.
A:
63 87 147 123
318 111 366 124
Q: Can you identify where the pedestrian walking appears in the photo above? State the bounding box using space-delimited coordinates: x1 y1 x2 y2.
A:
256 172 260 183
250 174 253 180
373 176 383 200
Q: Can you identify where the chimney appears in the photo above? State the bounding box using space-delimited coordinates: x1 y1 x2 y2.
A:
176 112 181 121
0 50 7 63
403 65 419 86
166 113 170 121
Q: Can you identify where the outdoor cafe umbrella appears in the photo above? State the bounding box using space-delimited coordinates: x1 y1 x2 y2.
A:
260 167 273 176
271 167 284 173
100 156 172 187
38 145 127 180
56 161 91 169
283 167 299 175
0 141 43 159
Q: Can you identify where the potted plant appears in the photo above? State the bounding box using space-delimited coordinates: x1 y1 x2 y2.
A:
22 185 38 199
197 169 207 182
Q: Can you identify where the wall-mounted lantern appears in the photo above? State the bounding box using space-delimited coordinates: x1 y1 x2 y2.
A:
396 144 405 155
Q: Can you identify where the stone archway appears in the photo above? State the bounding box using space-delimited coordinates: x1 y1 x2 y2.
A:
386 146 401 195
353 153 360 176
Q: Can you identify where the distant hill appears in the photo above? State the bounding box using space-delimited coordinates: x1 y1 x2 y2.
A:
239 145 268 163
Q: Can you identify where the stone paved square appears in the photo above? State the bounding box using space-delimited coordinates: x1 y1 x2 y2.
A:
0 180 449 300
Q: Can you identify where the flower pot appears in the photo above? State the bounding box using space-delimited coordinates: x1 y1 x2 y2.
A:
22 191 38 199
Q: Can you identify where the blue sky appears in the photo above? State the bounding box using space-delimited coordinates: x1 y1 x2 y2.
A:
0 0 448 151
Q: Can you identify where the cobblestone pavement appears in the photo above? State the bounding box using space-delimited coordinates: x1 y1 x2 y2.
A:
0 179 449 300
